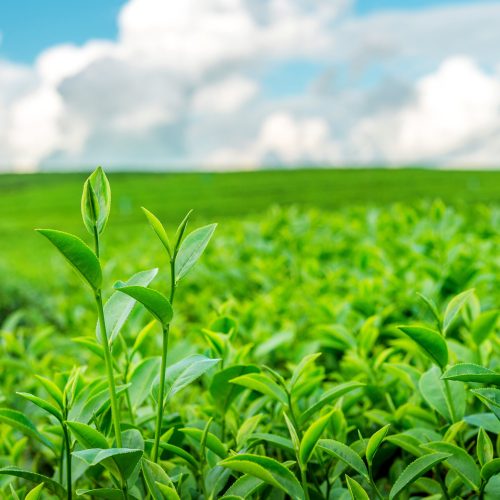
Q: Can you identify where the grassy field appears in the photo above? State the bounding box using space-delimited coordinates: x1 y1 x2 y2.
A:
1 167 499 287
0 168 499 499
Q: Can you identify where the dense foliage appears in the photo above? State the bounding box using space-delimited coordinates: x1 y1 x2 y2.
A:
0 169 499 499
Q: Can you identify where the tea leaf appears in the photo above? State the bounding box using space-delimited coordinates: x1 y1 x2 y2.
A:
115 285 173 327
180 428 227 458
477 428 493 467
76 489 124 499
442 363 500 385
175 224 217 282
345 475 370 500
25 483 44 500
399 325 448 369
389 453 451 500
472 310 499 345
423 441 481 490
0 467 66 497
299 410 333 467
219 454 304 500
230 373 288 406
73 448 143 480
318 439 368 479
142 207 172 258
366 424 390 466
66 421 109 449
17 392 63 422
443 289 475 334
166 354 220 400
97 267 158 344
36 229 102 290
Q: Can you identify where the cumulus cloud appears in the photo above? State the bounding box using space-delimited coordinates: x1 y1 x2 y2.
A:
1 0 500 170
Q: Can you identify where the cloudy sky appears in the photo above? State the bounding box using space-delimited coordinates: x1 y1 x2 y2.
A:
1 0 500 172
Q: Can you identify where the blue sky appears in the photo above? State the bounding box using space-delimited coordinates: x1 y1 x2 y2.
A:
1 0 500 171
0 0 490 62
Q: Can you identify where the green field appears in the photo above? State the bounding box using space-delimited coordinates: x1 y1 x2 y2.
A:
1 168 499 283
0 168 499 499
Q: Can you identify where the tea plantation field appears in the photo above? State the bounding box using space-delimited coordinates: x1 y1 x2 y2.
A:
0 168 499 499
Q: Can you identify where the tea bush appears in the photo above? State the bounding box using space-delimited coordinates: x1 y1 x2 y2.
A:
0 168 499 499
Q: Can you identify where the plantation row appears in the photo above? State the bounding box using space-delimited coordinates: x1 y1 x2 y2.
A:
0 168 499 499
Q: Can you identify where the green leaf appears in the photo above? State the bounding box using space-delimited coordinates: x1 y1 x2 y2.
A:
219 453 304 500
180 427 227 458
477 428 493 468
17 392 63 422
0 467 66 497
420 366 466 422
443 289 474 334
166 355 220 400
366 424 390 466
142 458 175 500
318 439 368 479
128 357 161 408
230 373 288 406
66 421 109 449
224 474 264 498
82 166 111 235
299 411 333 467
442 363 500 385
97 268 158 344
249 433 295 454
115 285 172 327
345 475 370 500
472 310 499 345
175 223 217 282
36 229 102 290
481 458 500 482
398 325 448 369
76 488 124 499
423 441 481 490
417 293 441 327
173 209 193 253
300 382 365 423
152 440 198 468
289 353 322 391
73 448 143 480
210 364 260 414
471 388 500 410
388 453 451 500
0 408 55 451
156 483 181 500
81 179 100 235
142 207 172 258
25 483 44 500
386 433 425 458
34 375 64 410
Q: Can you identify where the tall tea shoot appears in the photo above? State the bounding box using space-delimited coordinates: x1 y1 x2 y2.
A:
38 167 123 448
81 167 123 447
118 208 216 463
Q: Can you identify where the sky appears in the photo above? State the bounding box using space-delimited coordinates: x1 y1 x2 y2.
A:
1 0 500 171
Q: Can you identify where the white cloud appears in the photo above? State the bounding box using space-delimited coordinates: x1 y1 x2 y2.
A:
192 76 258 114
209 111 339 167
349 56 500 165
1 0 500 170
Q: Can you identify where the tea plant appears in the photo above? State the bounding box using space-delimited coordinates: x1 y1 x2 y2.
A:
0 170 498 499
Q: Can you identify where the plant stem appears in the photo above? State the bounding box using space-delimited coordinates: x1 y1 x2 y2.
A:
369 467 383 500
62 423 72 500
95 291 122 447
152 325 169 462
443 377 457 423
300 467 310 500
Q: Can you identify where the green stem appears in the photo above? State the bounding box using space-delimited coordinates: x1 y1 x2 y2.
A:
369 467 383 500
300 467 310 500
95 292 122 447
152 325 169 462
62 423 72 500
443 376 457 424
